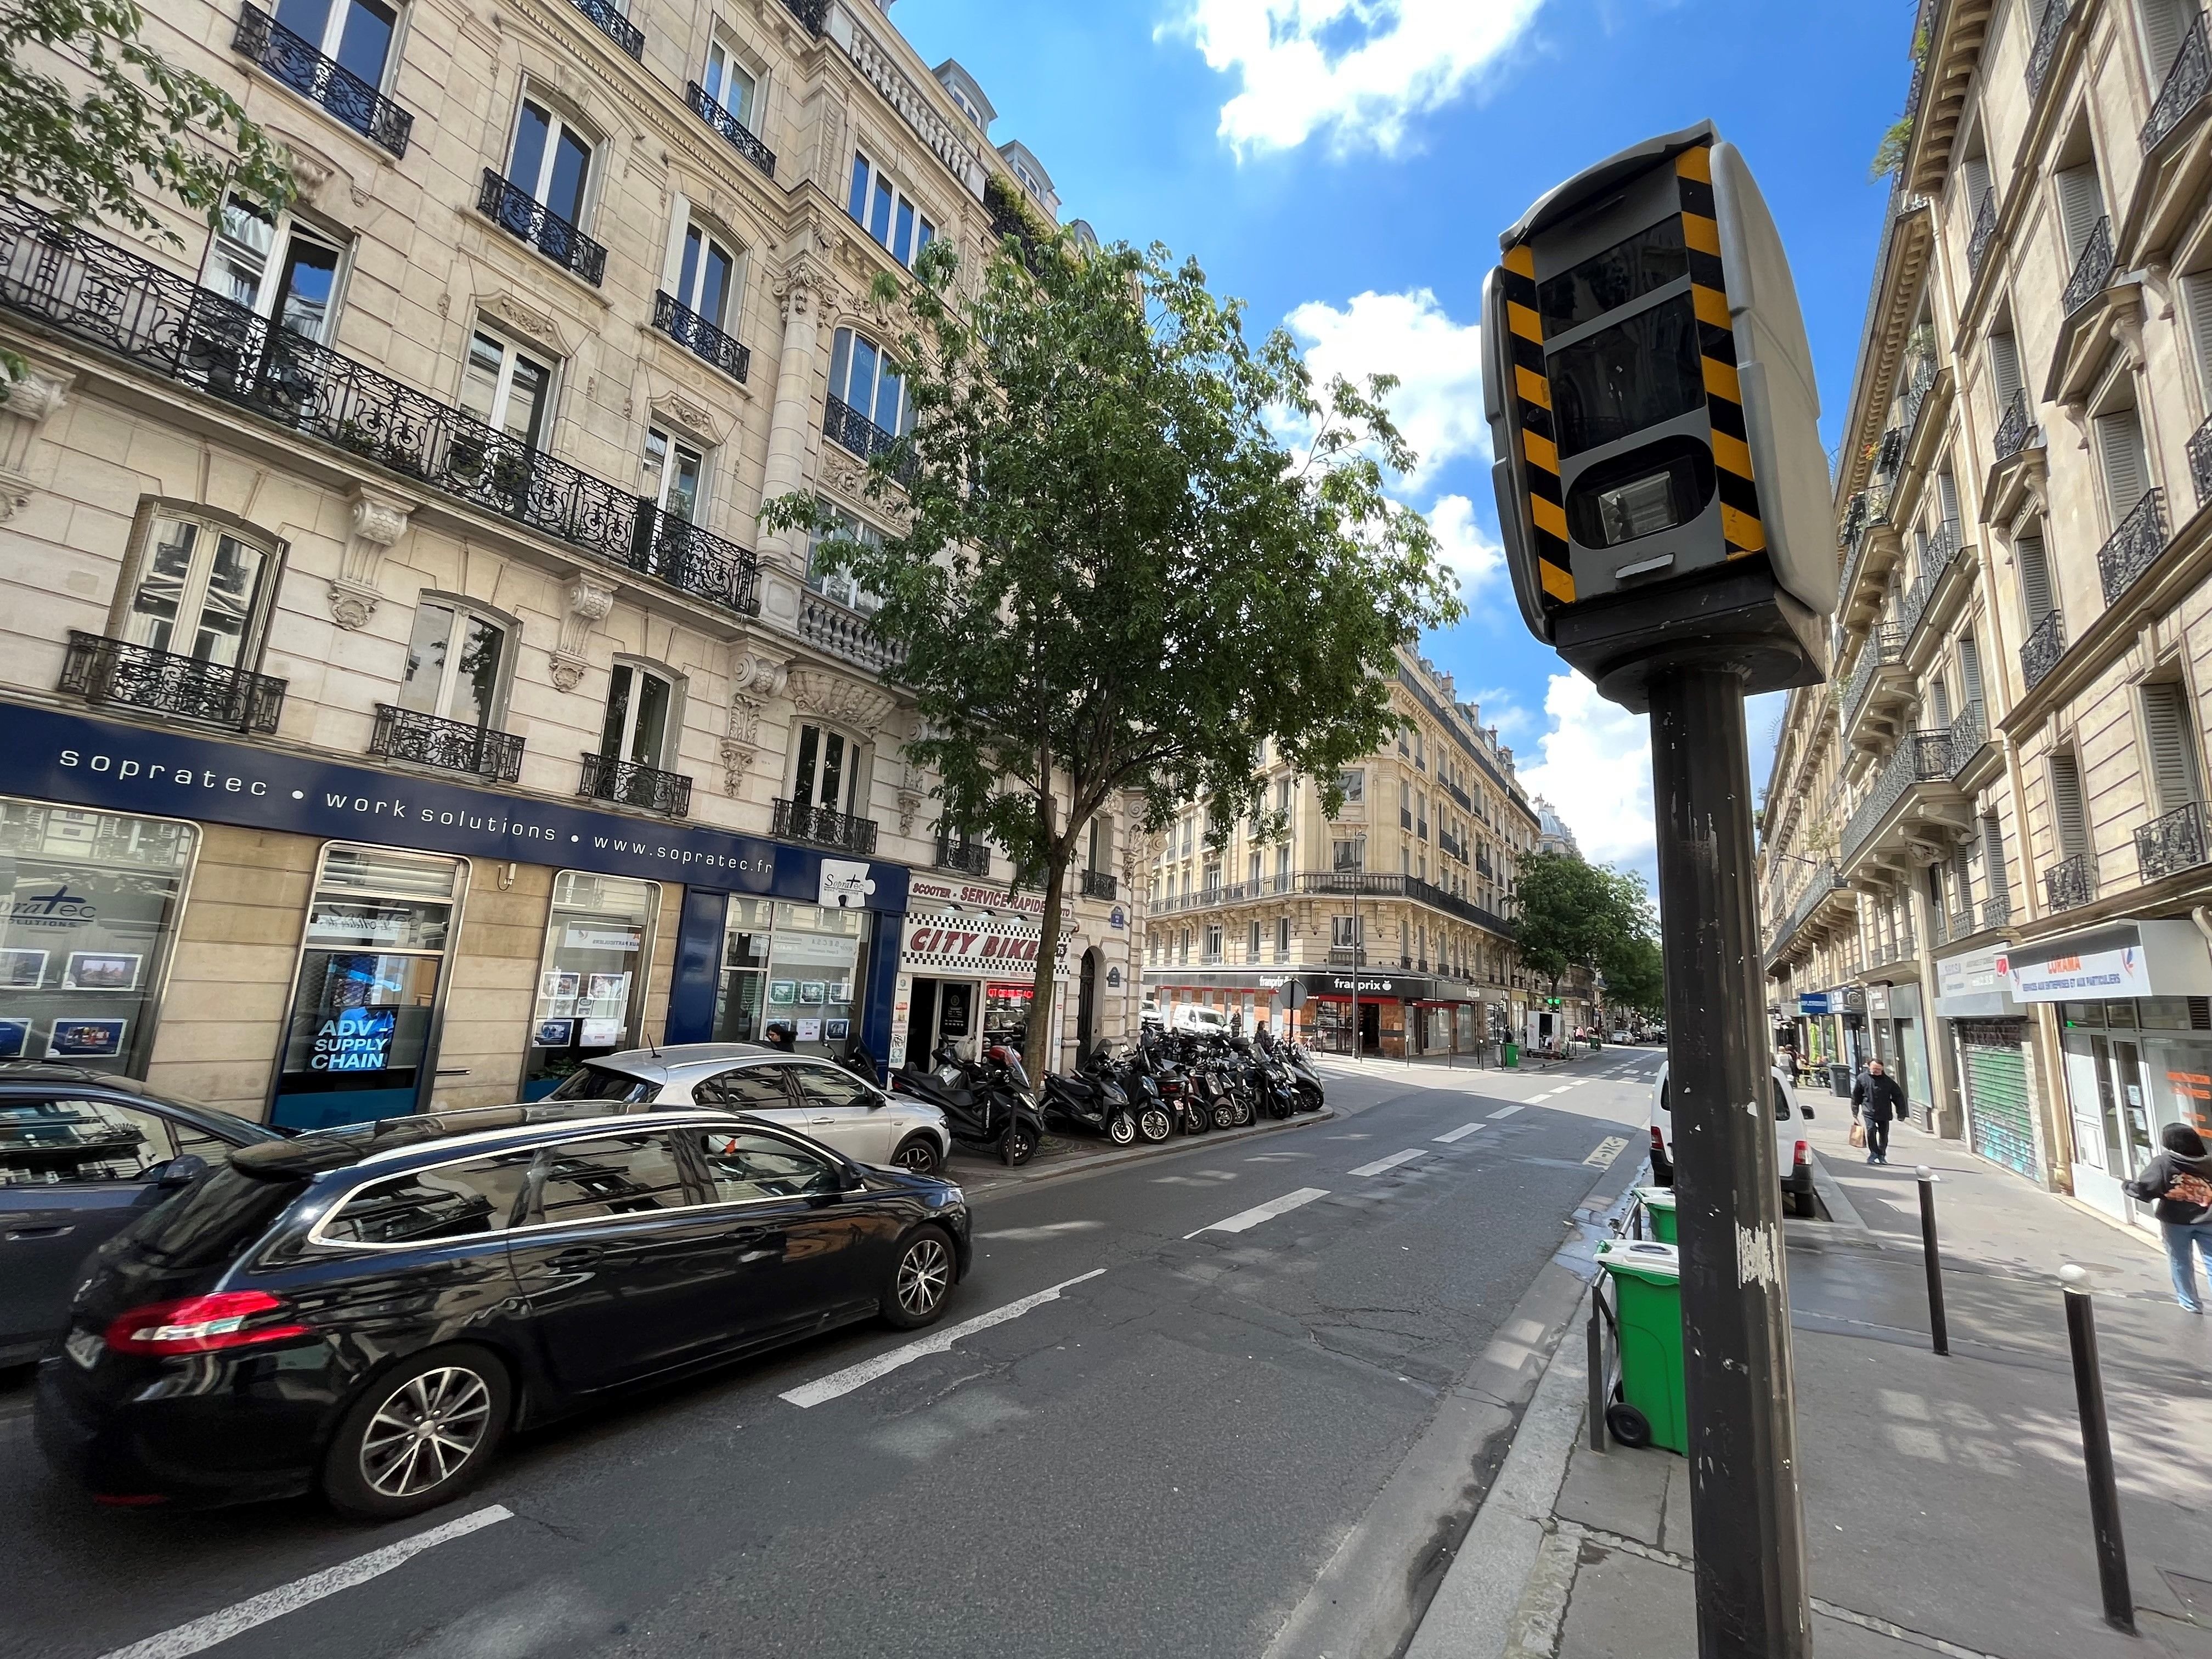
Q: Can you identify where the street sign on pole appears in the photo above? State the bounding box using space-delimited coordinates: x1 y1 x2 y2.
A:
1482 121 1831 1659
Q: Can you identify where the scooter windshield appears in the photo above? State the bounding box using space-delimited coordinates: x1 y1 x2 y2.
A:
1001 1054 1031 1090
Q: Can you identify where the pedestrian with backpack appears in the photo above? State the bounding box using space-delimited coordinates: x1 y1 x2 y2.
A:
1850 1058 1906 1165
2124 1123 2212 1313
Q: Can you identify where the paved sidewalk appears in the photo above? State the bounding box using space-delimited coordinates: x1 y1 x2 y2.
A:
1406 1103 2212 1658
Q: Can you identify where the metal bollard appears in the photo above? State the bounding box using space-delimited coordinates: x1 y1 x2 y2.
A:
1587 1282 1607 1454
1915 1167 1949 1356
2059 1265 2136 1634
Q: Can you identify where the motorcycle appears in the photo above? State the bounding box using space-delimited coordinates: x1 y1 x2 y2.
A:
1115 1039 1177 1143
891 1038 1045 1165
1040 1043 1140 1146
1138 1027 1210 1136
1257 1025 1326 1113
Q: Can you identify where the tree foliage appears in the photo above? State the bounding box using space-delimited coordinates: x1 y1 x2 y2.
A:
764 229 1461 1073
1513 852 1659 1012
2 0 295 388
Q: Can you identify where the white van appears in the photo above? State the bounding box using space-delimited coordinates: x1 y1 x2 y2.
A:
1169 1006 1231 1036
1650 1058 1817 1217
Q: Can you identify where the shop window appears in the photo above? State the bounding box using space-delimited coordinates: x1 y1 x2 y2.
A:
119 509 279 670
0 799 198 1076
202 192 346 343
716 898 869 1061
522 872 661 1098
983 980 1033 1048
274 845 467 1129
399 598 511 729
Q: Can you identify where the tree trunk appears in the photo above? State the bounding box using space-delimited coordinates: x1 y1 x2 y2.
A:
1022 847 1071 1094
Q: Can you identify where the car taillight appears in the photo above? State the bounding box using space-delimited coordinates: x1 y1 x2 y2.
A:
1649 1126 1667 1153
1793 1140 1810 1167
104 1291 309 1356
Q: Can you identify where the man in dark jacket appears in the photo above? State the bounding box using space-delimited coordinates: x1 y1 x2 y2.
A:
2123 1123 2212 1313
1851 1059 1907 1165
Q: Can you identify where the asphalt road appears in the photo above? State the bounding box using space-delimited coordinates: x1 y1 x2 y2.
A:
0 1048 1664 1659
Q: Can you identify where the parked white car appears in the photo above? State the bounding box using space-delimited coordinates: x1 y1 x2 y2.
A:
1649 1058 1817 1217
1169 1006 1231 1036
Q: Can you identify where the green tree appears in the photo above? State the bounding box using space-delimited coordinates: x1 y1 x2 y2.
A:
764 231 1461 1076
1603 932 1664 1022
1514 853 1658 1022
2 0 295 389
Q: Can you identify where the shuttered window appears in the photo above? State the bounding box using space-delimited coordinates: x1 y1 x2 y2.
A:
1953 842 1977 908
2140 0 2194 82
1961 633 1986 712
2016 532 2057 625
2092 405 2151 522
2056 165 2105 264
2049 751 2090 859
1930 673 1953 727
1961 153 1993 218
2140 681 2202 813
1982 812 2009 900
1937 468 1961 533
2181 270 2212 407
1990 330 2024 408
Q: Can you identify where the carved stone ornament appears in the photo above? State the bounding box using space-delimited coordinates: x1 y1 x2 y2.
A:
266 133 342 208
328 485 416 629
648 389 721 445
550 573 616 692
774 250 833 323
721 647 789 795
896 760 927 837
730 648 790 700
2109 309 2147 376
0 365 70 523
787 665 896 733
482 290 568 357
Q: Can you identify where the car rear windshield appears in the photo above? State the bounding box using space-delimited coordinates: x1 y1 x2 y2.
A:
128 1166 307 1269
545 1067 659 1104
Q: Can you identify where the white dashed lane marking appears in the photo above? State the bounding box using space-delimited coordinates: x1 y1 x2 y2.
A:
1184 1187 1331 1239
1433 1122 1486 1144
1348 1148 1429 1178
1488 1104 1523 1119
781 1270 1106 1408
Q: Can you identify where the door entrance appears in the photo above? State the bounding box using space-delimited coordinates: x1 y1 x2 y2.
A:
1077 950 1099 1056
906 977 939 1067
1359 998 1381 1052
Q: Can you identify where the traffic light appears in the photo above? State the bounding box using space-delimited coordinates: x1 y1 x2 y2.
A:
1481 121 1833 709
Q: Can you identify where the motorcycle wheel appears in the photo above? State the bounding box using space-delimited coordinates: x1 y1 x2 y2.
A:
1229 1092 1254 1128
1106 1110 1137 1147
1001 1121 1039 1166
1137 1106 1172 1143
1210 1097 1235 1131
1296 1081 1324 1113
1182 1104 1210 1136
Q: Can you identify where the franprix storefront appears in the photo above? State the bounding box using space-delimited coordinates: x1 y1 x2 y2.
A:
1143 968 1483 1058
2 706 910 1128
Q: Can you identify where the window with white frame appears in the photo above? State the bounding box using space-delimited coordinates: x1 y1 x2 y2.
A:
399 599 510 729
598 662 679 769
1331 915 1363 947
1336 769 1364 803
702 35 759 127
641 427 704 526
1276 916 1291 961
1203 924 1222 963
806 506 883 614
269 0 397 92
1248 919 1261 962
458 329 553 447
507 97 593 225
1333 836 1365 872
791 723 862 815
121 509 278 668
666 218 739 335
828 327 913 439
846 151 936 268
202 193 344 343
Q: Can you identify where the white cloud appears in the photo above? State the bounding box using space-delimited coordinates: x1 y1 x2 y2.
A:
1517 671 1655 876
1469 685 1537 745
1169 0 1545 157
1426 493 1504 601
1285 289 1489 491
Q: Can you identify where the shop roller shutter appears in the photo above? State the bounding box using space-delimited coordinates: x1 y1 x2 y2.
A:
1962 1023 2037 1179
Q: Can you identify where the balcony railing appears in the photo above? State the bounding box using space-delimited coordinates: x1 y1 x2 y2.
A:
1897 524 1963 644
2061 216 2115 315
578 753 691 815
1966 187 1998 281
2193 412 2212 509
2096 488 2169 605
567 0 642 56
1400 806 1414 831
1981 893 2012 931
1766 862 1845 957
0 200 772 625
653 291 749 383
2137 800 2208 883
2021 607 2066 690
823 393 916 483
1840 731 1953 864
1899 356 1938 445
1993 388 2032 462
773 798 878 854
477 170 606 286
778 0 827 32
686 82 776 178
59 631 285 733
2142 13 2209 151
1842 622 1905 728
2044 850 2095 912
1081 870 1120 901
232 4 412 157
1327 946 1368 967
935 833 990 876
1444 779 1473 812
2028 0 2071 97
1948 702 1989 778
799 591 903 673
370 705 523 782
1438 831 1466 862
1950 908 1978 941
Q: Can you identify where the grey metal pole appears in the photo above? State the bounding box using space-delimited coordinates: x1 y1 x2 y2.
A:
1916 1167 1949 1356
1588 1284 1607 1454
2060 1265 2135 1633
1649 664 1810 1659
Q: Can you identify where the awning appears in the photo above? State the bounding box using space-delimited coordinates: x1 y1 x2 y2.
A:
2000 919 2212 1003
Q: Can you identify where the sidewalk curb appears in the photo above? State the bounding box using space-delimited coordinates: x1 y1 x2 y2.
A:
951 1104 1340 1201
1808 1147 1872 1234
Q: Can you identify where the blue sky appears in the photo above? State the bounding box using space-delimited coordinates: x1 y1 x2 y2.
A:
896 0 1915 884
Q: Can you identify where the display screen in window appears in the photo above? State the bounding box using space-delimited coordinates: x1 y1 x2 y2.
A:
0 799 196 1075
523 873 658 1099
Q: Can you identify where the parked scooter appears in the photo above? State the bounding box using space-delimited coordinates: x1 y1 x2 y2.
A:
1041 1043 1139 1146
891 1038 1045 1165
1257 1025 1326 1113
1115 1038 1177 1143
1137 1026 1211 1136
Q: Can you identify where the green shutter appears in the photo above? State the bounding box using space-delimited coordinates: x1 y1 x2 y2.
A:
1962 1026 2037 1178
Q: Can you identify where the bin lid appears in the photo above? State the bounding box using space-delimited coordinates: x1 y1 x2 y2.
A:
1595 1238 1680 1283
1633 1185 1676 1211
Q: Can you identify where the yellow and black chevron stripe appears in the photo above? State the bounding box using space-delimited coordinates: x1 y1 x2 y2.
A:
1673 143 1766 560
1497 244 1574 607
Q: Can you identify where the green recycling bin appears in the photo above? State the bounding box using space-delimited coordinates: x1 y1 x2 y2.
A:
1595 1238 1687 1455
1634 1184 1677 1244
1502 1041 1519 1069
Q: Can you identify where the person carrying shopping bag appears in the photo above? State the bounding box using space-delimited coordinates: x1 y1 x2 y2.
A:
2124 1124 2212 1313
1850 1059 1906 1165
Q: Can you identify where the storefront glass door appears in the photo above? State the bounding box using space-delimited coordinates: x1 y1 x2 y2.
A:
523 872 659 1098
712 896 772 1044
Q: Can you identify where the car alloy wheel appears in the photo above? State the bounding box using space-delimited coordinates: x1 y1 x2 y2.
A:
359 1366 493 1500
893 1135 943 1176
896 1235 952 1319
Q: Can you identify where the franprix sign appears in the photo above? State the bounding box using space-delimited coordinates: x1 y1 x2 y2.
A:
9 706 910 915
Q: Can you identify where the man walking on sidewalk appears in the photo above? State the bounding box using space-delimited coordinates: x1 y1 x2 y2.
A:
1852 1058 1906 1165
2124 1123 2212 1312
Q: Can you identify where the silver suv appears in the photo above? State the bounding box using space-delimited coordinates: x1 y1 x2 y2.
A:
542 1045 951 1175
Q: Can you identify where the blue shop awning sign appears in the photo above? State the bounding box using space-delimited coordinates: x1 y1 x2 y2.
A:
14 706 909 915
1797 992 1832 1015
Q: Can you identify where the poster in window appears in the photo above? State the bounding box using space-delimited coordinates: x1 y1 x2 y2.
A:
49 1018 127 1058
564 924 641 953
0 1019 27 1058
64 952 143 991
0 949 47 989
828 980 852 1003
769 980 797 1005
579 1017 622 1047
825 1018 850 1041
586 973 630 1006
797 1018 822 1043
799 981 827 1005
549 996 577 1017
540 970 581 1003
534 1018 575 1047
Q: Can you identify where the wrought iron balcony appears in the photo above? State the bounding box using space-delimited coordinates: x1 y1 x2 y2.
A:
2021 607 2066 690
1438 831 1466 862
2137 800 2208 883
773 798 878 855
823 393 917 484
2027 0 2070 97
1444 778 1473 812
934 832 990 876
2095 488 2168 605
1966 187 1998 281
1327 946 1368 968
798 591 903 674
1948 702 1990 779
2061 216 2114 315
1980 893 2012 931
779 0 827 32
477 170 606 286
1400 805 1413 831
2142 12 2209 151
2190 411 2212 509
1993 388 2032 462
1839 731 1953 865
1897 524 1963 645
653 290 749 383
370 705 523 782
232 4 412 157
1081 869 1120 900
1898 357 1937 444
566 0 642 57
59 631 285 733
2044 850 2095 912
686 82 776 178
579 753 691 815
1841 622 1905 729
0 199 761 623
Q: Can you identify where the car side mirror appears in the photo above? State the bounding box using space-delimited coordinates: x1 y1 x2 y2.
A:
149 1153 207 1190
840 1160 869 1190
